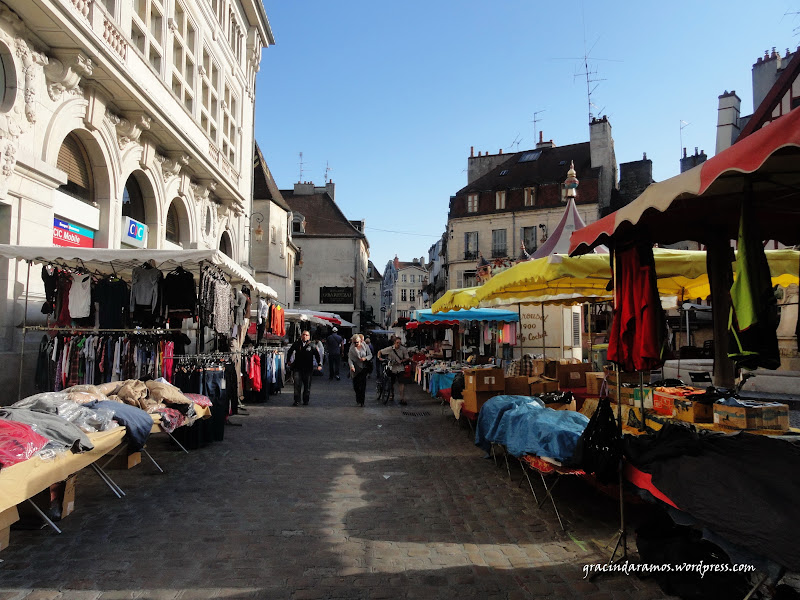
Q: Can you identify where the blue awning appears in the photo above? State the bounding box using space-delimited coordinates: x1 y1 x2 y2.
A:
411 308 519 324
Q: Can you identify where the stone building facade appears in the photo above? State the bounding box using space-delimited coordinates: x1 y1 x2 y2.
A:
0 0 272 382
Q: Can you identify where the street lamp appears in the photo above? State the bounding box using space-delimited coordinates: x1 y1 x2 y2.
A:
252 212 264 243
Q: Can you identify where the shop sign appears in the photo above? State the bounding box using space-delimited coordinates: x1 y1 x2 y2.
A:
122 216 148 248
320 286 353 304
53 218 95 248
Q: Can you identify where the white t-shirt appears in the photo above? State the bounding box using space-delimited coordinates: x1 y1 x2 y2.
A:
69 274 92 318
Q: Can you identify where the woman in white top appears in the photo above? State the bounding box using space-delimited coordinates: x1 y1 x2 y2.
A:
348 334 373 407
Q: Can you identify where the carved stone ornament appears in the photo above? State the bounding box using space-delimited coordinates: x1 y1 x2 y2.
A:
115 113 151 149
190 179 217 203
156 152 190 183
13 37 47 124
44 51 93 102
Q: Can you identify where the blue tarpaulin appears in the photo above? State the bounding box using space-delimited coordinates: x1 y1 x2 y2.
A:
475 395 590 462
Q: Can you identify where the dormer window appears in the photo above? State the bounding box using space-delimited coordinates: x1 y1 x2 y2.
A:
467 193 478 213
292 213 306 234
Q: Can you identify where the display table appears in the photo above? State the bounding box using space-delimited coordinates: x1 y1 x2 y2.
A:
0 427 126 513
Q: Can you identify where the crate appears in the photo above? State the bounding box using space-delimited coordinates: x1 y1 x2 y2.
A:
504 376 531 396
461 389 498 414
555 363 593 389
464 368 505 392
528 376 559 395
585 372 605 395
652 391 677 416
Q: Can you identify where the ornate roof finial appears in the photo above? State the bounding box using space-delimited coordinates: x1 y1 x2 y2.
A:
564 160 579 198
517 242 531 263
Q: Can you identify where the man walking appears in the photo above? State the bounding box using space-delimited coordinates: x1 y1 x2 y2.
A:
287 330 322 405
326 327 344 380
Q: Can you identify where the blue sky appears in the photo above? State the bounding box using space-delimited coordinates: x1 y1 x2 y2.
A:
255 1 798 273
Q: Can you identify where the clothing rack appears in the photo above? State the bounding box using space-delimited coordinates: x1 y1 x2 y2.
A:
22 326 180 334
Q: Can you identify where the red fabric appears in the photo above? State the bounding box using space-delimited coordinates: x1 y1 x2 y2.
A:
522 455 585 476
438 389 452 401
624 462 679 509
0 420 50 467
608 245 663 372
183 393 212 408
248 355 262 392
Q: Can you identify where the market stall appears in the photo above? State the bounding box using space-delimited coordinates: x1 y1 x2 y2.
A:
0 245 283 404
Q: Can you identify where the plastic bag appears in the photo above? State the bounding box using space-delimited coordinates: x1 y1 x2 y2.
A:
56 401 117 433
0 420 50 467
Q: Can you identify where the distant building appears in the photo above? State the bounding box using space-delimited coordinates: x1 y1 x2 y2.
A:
380 256 428 327
282 181 369 329
251 145 296 307
446 119 617 289
364 261 383 328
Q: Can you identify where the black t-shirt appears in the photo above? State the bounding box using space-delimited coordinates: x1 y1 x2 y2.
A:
94 278 130 329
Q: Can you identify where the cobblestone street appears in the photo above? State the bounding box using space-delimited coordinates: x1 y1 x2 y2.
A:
0 376 674 599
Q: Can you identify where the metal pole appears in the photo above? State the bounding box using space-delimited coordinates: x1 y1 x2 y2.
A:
541 303 546 359
587 301 593 368
17 260 31 401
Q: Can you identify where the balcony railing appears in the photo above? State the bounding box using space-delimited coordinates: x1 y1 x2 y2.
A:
464 250 478 261
491 247 507 258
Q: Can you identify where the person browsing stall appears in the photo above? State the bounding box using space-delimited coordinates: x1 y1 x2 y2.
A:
287 330 322 406
348 334 373 407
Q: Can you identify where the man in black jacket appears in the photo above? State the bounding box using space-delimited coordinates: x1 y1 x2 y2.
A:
287 330 322 405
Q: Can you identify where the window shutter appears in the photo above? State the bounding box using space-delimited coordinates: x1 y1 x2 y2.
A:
57 134 91 190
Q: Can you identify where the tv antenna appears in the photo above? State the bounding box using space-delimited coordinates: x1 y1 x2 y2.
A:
680 120 690 158
553 21 622 122
298 152 304 182
506 133 523 152
324 160 332 183
532 110 545 144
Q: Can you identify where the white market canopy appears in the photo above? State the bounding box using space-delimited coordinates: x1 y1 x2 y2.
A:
0 245 278 299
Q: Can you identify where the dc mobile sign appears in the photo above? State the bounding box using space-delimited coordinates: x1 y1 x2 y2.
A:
123 216 148 248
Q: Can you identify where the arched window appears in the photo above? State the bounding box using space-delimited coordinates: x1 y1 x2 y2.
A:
57 133 93 204
166 202 180 243
219 230 232 257
121 175 146 223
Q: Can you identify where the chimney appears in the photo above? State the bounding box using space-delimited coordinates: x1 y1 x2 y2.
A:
470 146 474 157
589 115 616 213
680 147 707 173
752 46 794 112
536 131 555 149
715 90 741 153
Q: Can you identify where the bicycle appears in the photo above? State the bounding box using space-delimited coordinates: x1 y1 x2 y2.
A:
376 361 392 403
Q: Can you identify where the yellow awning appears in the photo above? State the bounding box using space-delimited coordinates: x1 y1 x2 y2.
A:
433 249 799 310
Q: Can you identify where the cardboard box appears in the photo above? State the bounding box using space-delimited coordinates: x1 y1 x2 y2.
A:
504 376 531 396
585 372 605 395
17 474 77 524
555 363 593 389
464 368 505 392
461 389 498 414
608 385 636 405
528 376 559 395
674 399 714 423
0 507 19 552
107 449 142 470
714 402 790 431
